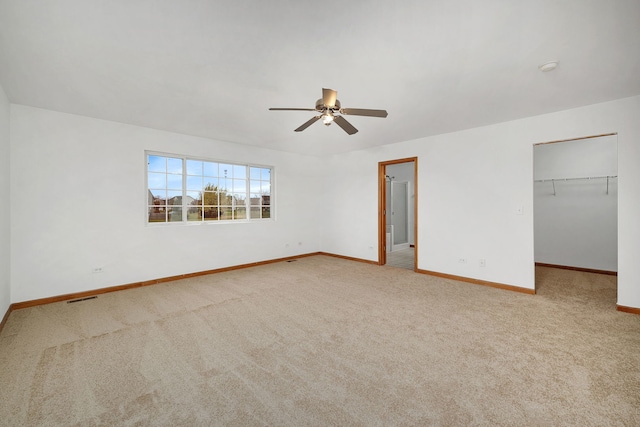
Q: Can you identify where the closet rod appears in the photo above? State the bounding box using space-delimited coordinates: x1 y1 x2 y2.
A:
534 175 617 183
535 175 617 195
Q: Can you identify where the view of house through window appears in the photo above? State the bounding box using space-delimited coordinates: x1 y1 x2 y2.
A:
147 153 272 223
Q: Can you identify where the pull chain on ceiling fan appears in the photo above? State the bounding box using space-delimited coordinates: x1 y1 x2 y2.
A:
269 88 388 135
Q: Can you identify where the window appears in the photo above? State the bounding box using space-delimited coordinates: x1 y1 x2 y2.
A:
147 153 272 223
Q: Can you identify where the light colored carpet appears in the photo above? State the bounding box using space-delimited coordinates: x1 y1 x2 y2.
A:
1 256 639 426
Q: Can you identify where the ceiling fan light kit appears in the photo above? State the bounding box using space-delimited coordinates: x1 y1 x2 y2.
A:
269 88 388 135
322 113 334 125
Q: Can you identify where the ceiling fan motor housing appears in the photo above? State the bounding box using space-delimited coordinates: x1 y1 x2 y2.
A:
316 98 340 111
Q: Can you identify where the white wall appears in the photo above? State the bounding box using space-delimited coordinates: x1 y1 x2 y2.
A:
7 96 640 311
534 136 618 271
323 96 640 309
10 105 324 302
0 84 10 316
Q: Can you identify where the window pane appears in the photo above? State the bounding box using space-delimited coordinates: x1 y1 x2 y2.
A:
219 206 232 220
168 207 182 222
250 194 261 206
261 168 270 180
250 167 261 180
220 192 232 205
186 159 202 175
204 207 220 220
203 191 218 206
148 206 166 222
167 158 182 174
148 172 166 188
167 174 182 189
148 155 166 172
262 195 270 206
186 191 201 205
250 206 260 219
232 179 245 192
233 164 246 179
203 162 218 177
149 189 166 203
186 175 202 190
233 193 246 204
167 190 182 205
234 207 247 220
219 164 233 178
187 207 202 221
203 178 219 190
250 180 261 193
262 183 271 195
220 177 230 191
262 206 271 218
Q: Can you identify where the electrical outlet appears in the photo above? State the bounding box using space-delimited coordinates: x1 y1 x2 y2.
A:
458 258 467 264
479 259 486 267
92 267 103 274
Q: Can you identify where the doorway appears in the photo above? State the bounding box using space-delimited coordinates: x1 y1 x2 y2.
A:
533 133 618 304
379 157 417 270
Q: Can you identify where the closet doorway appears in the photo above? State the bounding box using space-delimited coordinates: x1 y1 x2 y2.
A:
533 134 618 303
378 158 417 270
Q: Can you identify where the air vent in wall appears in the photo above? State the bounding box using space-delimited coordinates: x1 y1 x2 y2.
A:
67 296 98 304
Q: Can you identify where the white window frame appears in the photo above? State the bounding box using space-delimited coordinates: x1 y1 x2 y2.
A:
146 151 274 224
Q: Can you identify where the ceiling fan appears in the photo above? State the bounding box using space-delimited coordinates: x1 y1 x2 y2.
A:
269 88 388 135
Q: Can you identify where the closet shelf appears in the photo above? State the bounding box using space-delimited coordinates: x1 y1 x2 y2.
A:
534 175 617 196
534 175 617 183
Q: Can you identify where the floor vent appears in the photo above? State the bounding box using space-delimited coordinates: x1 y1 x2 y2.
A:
67 296 98 304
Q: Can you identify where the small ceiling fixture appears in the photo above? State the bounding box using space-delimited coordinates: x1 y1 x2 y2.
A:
322 112 334 125
539 61 559 72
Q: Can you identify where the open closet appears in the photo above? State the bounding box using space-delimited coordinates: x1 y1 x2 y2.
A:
533 134 618 274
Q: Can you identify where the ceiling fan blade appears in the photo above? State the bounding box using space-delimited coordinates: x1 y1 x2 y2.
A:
340 108 388 118
269 108 316 111
294 116 321 132
322 88 337 108
333 115 358 135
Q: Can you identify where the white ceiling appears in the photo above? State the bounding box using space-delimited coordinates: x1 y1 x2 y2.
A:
1 1 639 156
